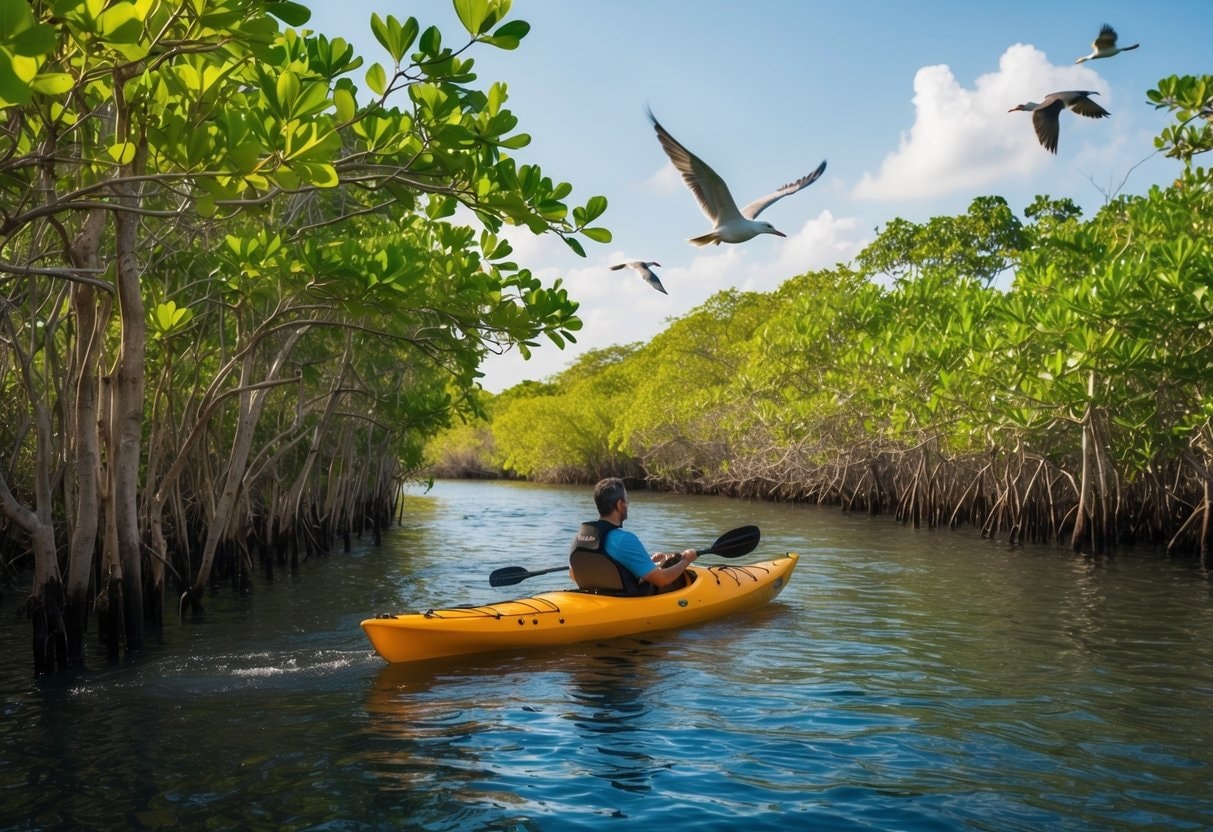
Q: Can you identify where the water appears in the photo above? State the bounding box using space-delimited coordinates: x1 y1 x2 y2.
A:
3 479 1213 830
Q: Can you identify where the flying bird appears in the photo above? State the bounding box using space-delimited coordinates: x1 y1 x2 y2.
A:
1008 91 1110 154
610 261 667 294
647 108 826 246
1075 24 1139 63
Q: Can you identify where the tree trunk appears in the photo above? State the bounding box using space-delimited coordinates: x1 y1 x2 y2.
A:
0 318 66 674
110 164 147 654
65 209 109 666
190 327 309 602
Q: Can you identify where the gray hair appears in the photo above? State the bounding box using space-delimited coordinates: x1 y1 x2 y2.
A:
593 477 627 515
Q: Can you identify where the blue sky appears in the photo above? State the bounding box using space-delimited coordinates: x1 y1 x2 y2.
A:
305 1 1213 392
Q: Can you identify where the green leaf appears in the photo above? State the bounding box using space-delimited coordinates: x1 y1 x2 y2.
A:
152 301 193 335
98 3 144 43
195 193 215 217
295 161 339 188
563 236 586 257
582 227 611 244
276 70 300 115
333 86 356 122
107 141 136 164
272 164 300 190
0 0 36 43
419 25 441 57
0 54 32 107
370 13 404 63
266 1 311 26
454 0 490 36
583 195 607 222
9 23 57 57
366 62 387 96
29 72 74 95
398 17 420 56
498 132 530 149
487 81 506 115
484 20 530 50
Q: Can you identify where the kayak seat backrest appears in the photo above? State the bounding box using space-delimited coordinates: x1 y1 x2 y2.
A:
569 551 628 595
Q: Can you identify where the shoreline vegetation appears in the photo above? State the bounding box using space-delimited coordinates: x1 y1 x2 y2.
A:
1 0 1210 679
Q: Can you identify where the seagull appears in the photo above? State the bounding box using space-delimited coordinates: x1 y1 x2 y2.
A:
647 108 826 246
609 261 667 294
1075 24 1139 63
1008 91 1110 154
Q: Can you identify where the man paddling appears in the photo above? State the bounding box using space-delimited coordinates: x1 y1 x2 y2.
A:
569 477 698 595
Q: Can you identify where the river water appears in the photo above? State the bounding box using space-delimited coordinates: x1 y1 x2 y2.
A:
2 479 1213 830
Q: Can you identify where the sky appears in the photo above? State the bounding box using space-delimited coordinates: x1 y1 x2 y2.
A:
305 1 1213 393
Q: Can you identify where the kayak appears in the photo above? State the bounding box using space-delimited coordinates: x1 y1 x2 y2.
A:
361 553 798 664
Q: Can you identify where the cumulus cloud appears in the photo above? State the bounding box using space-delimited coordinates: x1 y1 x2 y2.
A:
854 44 1107 201
770 210 866 278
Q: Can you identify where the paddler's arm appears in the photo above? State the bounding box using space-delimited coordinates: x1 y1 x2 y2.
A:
642 548 698 588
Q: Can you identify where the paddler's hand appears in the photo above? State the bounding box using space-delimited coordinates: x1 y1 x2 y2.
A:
661 549 696 568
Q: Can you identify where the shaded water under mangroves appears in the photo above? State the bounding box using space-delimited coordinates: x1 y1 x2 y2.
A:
3 480 1213 830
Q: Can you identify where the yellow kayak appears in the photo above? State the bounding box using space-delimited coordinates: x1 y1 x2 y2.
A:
361 553 798 664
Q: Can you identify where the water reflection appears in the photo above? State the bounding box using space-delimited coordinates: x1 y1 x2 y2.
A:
561 644 666 794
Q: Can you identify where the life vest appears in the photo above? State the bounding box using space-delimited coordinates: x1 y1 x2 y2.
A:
568 520 654 596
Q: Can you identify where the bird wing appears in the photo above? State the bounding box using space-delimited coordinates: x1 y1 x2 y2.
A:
1031 99 1065 153
609 263 631 271
648 111 744 224
741 160 827 219
1068 94 1111 119
1093 24 1118 50
641 268 668 295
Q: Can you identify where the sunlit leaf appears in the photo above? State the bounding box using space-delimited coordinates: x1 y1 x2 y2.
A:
365 62 387 96
29 72 74 95
454 0 490 36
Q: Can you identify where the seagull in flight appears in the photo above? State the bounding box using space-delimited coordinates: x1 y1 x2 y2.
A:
1008 91 1110 154
647 108 826 247
1075 24 1139 63
610 261 667 294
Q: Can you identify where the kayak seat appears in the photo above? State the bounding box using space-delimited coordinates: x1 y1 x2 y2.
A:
569 551 629 595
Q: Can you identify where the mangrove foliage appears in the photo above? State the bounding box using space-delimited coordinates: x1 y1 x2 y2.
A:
0 0 606 674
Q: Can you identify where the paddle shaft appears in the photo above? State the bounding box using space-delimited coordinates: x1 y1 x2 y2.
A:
488 525 760 587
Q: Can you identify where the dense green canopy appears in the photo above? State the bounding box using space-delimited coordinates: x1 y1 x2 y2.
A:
0 0 606 671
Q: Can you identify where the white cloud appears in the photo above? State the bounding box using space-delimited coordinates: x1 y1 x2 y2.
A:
854 44 1108 201
644 160 684 194
770 210 866 278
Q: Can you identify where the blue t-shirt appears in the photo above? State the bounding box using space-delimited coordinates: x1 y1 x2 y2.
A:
602 527 657 580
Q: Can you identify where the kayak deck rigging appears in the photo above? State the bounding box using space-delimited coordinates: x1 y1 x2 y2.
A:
375 562 779 622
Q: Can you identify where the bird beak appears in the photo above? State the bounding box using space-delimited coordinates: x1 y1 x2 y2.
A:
772 230 786 238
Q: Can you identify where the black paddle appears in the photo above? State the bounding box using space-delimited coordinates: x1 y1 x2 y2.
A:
488 525 761 588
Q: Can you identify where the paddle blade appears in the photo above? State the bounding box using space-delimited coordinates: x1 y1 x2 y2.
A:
489 566 534 587
489 564 568 587
702 525 760 558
